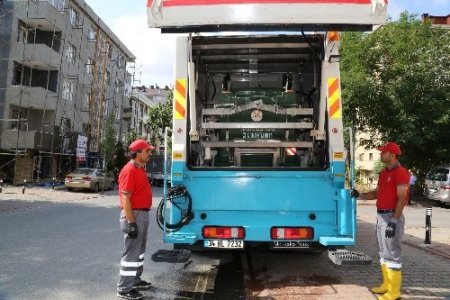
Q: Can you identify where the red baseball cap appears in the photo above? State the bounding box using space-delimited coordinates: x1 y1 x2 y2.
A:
378 142 402 155
129 139 155 152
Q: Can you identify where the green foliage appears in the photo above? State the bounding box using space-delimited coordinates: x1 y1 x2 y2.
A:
341 12 450 187
373 160 386 179
100 113 117 173
146 89 173 151
113 141 127 177
126 128 138 146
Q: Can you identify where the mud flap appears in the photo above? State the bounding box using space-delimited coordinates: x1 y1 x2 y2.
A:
328 249 372 265
151 249 191 263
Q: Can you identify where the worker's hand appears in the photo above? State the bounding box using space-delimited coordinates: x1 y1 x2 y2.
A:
127 222 138 239
385 221 397 238
350 189 360 198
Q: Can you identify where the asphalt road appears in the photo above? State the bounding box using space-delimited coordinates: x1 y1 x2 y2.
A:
0 187 243 300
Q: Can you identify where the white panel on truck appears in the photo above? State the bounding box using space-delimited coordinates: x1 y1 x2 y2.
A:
147 0 388 32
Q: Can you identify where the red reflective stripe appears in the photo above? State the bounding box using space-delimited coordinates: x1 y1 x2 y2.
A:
148 0 372 7
176 80 186 97
328 78 339 95
175 100 186 118
329 99 340 117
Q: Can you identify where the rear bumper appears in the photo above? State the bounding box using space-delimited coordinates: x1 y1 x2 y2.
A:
163 232 355 247
65 181 92 189
424 192 449 203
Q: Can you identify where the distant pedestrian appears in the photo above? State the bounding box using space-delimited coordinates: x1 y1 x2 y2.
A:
117 140 154 300
409 172 416 204
352 142 410 300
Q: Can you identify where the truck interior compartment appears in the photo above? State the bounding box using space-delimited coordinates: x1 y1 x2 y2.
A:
188 35 327 170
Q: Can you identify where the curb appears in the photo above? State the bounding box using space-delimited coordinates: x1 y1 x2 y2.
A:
403 239 450 261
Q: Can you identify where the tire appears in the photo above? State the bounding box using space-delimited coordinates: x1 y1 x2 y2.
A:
67 187 73 192
93 183 100 193
110 181 115 190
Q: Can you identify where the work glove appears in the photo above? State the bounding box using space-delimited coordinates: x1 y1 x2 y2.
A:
127 222 138 239
385 220 397 238
350 189 360 198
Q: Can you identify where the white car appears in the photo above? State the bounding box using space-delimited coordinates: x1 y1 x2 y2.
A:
424 166 450 204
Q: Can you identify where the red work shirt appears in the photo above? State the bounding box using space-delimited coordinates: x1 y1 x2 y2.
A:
376 164 410 209
118 162 152 209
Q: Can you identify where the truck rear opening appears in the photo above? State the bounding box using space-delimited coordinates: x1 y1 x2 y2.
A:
189 34 326 170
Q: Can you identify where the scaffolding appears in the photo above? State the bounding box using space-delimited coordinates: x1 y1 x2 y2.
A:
0 0 133 184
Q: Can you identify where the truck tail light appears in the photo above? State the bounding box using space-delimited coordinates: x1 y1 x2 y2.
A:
441 185 450 190
202 226 245 239
82 176 92 181
271 227 314 240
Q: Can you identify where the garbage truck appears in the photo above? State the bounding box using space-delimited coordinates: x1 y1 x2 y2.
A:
147 0 388 253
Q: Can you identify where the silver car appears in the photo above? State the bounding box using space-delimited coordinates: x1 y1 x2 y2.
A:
424 166 450 204
65 168 115 192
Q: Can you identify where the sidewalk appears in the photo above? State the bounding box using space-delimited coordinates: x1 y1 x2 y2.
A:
357 200 450 261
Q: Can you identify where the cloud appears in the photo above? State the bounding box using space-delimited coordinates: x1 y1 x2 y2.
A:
111 13 176 87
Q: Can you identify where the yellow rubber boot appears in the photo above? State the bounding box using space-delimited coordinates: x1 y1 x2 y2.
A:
371 263 389 294
378 269 402 300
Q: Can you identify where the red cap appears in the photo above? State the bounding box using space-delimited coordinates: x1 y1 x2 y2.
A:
378 142 401 155
129 139 155 152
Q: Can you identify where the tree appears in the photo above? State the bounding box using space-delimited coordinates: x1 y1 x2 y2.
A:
126 128 138 146
147 89 173 151
341 12 450 190
100 113 117 174
113 141 127 177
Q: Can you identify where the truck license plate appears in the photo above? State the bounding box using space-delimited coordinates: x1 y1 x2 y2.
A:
204 239 244 249
272 241 311 249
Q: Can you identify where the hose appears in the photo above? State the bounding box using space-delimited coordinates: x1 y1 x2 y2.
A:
156 185 194 232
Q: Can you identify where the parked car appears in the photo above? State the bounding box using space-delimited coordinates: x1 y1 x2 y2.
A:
146 155 171 187
65 168 115 192
424 165 450 205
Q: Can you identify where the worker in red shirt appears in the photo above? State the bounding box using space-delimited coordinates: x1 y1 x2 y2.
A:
117 140 154 300
353 142 409 300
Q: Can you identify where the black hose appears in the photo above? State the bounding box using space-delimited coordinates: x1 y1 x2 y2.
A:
157 186 194 232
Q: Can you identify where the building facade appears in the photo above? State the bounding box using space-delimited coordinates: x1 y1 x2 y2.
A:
0 0 135 184
129 87 152 141
354 131 381 188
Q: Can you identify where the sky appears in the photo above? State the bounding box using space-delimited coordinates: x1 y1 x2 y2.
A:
85 0 450 88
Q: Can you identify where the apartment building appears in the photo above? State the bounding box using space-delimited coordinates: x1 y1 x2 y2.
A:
146 85 171 105
354 131 380 188
128 87 152 141
0 0 135 184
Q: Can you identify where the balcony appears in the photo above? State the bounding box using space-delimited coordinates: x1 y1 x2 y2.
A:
7 86 57 110
12 43 61 70
1 130 60 151
16 0 65 32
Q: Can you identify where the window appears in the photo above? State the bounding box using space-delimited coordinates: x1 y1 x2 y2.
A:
104 99 109 115
106 71 111 85
118 55 126 68
60 118 71 136
108 44 114 59
69 7 81 27
62 80 74 102
83 92 90 109
65 43 76 64
17 22 29 43
11 110 20 130
115 106 120 119
359 154 364 161
48 0 65 12
115 79 123 94
86 58 93 74
369 153 373 161
88 27 96 41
